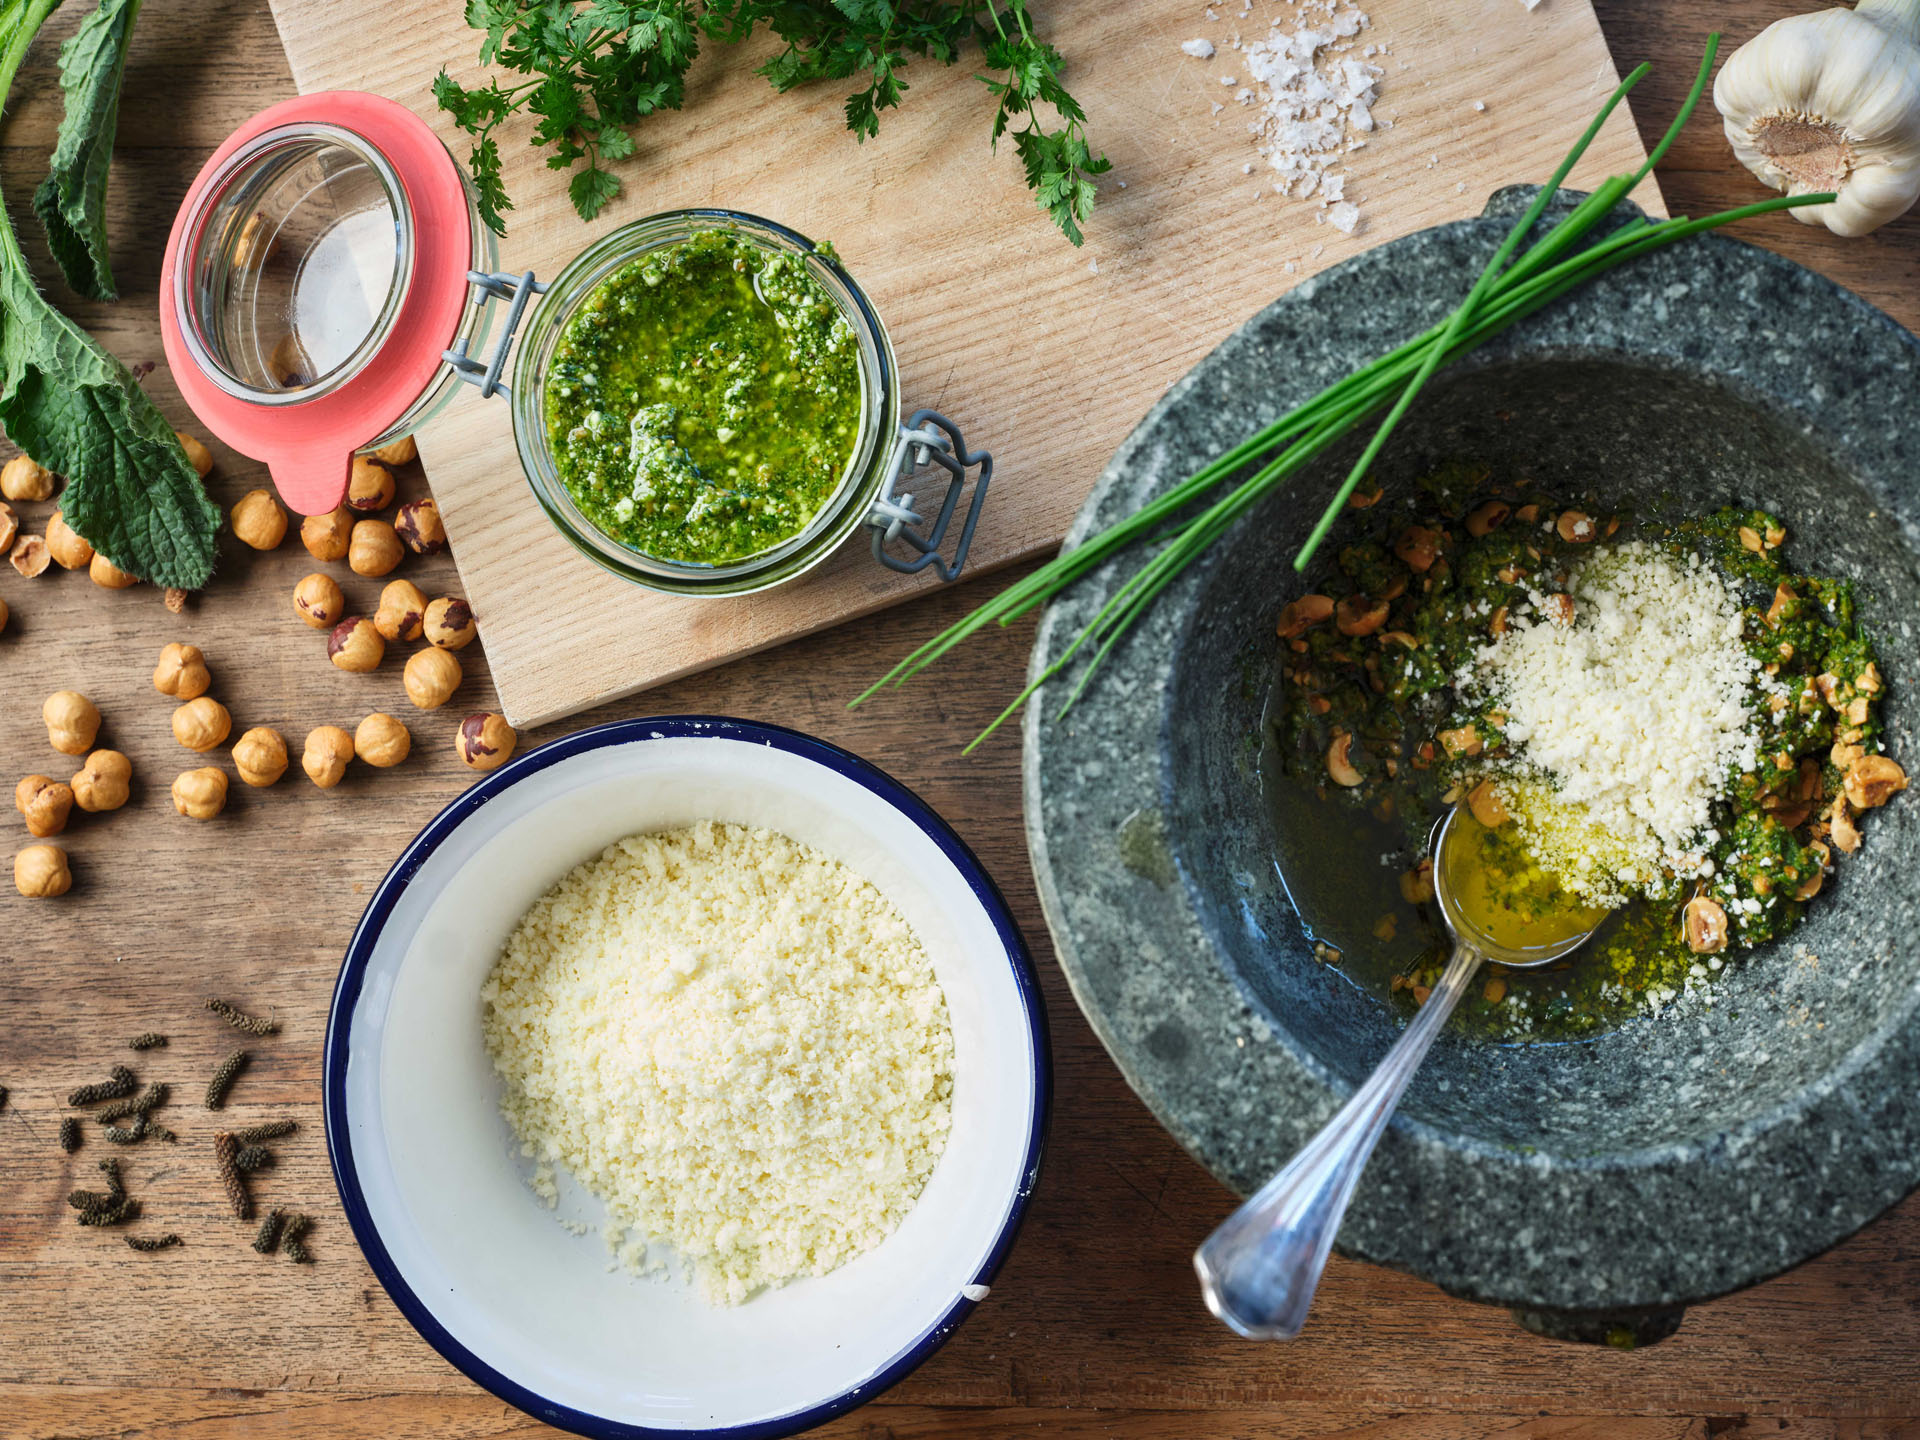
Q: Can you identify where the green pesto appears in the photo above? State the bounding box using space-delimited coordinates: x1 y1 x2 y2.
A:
543 229 863 566
1265 467 1889 1041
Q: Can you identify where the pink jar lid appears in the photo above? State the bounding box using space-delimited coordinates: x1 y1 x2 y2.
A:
160 92 473 515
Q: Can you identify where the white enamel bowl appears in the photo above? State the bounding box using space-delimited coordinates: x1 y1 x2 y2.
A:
325 717 1049 1439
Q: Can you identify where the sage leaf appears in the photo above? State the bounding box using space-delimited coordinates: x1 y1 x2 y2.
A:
32 0 141 302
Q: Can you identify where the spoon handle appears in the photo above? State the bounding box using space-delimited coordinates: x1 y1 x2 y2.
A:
1193 939 1483 1339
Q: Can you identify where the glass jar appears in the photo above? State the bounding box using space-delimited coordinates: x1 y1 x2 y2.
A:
162 93 991 596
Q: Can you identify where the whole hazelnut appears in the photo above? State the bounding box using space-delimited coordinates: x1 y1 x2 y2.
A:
302 725 355 788
404 646 463 710
346 456 395 513
153 641 211 699
44 691 101 754
90 553 138 589
0 594 8 635
355 712 412 768
423 596 476 650
293 572 345 629
232 727 289 787
175 431 214 477
374 578 428 642
172 696 233 752
71 750 132 812
15 775 74 837
328 616 384 672
1 454 54 501
301 506 353 562
0 500 16 552
230 488 287 550
348 518 403 577
457 712 517 772
394 497 447 555
45 510 93 569
171 767 228 820
370 435 417 466
16 843 71 897
10 534 49 577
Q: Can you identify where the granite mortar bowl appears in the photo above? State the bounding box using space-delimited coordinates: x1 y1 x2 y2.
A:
1023 189 1920 1344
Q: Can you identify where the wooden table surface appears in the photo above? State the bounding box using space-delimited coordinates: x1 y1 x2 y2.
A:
4 3 1918 1437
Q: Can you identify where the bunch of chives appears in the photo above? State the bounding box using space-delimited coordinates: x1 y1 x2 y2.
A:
854 35 1837 751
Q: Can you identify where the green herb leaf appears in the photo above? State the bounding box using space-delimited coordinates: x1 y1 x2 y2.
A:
32 0 141 301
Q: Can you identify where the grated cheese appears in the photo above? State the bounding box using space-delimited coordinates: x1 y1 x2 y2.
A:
481 821 954 1305
1463 543 1764 901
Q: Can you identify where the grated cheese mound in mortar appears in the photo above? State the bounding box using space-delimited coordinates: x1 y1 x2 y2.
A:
1463 543 1765 902
481 821 954 1305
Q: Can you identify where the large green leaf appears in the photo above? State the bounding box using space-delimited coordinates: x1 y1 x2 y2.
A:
32 0 140 301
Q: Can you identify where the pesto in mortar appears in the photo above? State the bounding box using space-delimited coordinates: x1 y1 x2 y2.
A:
543 229 864 566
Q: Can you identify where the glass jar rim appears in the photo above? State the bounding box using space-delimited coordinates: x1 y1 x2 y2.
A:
170 121 417 409
508 209 899 593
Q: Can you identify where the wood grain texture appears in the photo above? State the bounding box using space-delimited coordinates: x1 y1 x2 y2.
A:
5 0 1920 1437
265 0 1659 727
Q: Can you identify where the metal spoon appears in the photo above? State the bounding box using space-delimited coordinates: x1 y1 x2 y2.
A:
1192 802 1604 1340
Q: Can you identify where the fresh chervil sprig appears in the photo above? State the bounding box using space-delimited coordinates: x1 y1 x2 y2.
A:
435 1 1106 245
852 36 1839 750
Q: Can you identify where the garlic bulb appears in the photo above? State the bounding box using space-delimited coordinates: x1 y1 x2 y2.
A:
1714 0 1920 236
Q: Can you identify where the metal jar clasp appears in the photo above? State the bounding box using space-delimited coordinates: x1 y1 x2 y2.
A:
867 409 992 581
444 270 547 400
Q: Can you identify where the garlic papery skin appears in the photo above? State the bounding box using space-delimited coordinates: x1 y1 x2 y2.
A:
1714 0 1920 236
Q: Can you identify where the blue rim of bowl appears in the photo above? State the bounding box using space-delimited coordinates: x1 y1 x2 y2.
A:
324 715 1052 1440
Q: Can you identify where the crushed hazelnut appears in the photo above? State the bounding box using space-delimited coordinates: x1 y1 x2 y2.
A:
171 767 228 820
231 488 288 550
0 500 15 552
163 587 188 615
9 535 49 577
327 616 384 672
355 712 411 768
293 572 345 630
403 646 462 709
457 712 516 772
348 518 403 577
172 696 232 752
152 642 211 699
302 726 355 788
15 842 71 897
71 750 132 812
232 727 289 787
44 691 101 754
301 507 353 562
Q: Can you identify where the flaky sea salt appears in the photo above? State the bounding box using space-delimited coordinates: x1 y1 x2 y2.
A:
1236 0 1382 225
1181 37 1216 58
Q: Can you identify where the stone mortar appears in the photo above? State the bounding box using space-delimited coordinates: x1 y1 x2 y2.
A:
1022 189 1920 1344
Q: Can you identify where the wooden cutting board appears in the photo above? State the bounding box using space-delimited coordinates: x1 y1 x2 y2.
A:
265 0 1661 728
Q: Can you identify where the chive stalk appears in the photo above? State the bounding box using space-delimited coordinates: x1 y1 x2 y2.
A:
854 38 1837 750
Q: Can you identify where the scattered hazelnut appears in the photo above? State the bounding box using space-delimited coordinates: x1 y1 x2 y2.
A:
171 696 232 752
0 594 8 635
355 712 411 768
230 488 287 550
171 766 228 820
9 535 49 577
394 497 447 555
163 587 188 615
45 510 93 569
374 578 427 642
15 775 74 838
293 572 345 629
348 518 403 577
302 725 355 788
404 646 463 709
232 727 289 787
0 500 15 552
301 506 353 562
152 641 211 699
175 431 214 477
370 435 417 466
457 712 516 772
90 553 138 589
44 691 101 754
16 843 71 897
423 596 476 650
71 750 132 812
1 454 55 501
346 455 395 513
328 616 384 672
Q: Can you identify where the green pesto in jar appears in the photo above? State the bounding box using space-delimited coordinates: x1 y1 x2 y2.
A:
543 229 864 566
